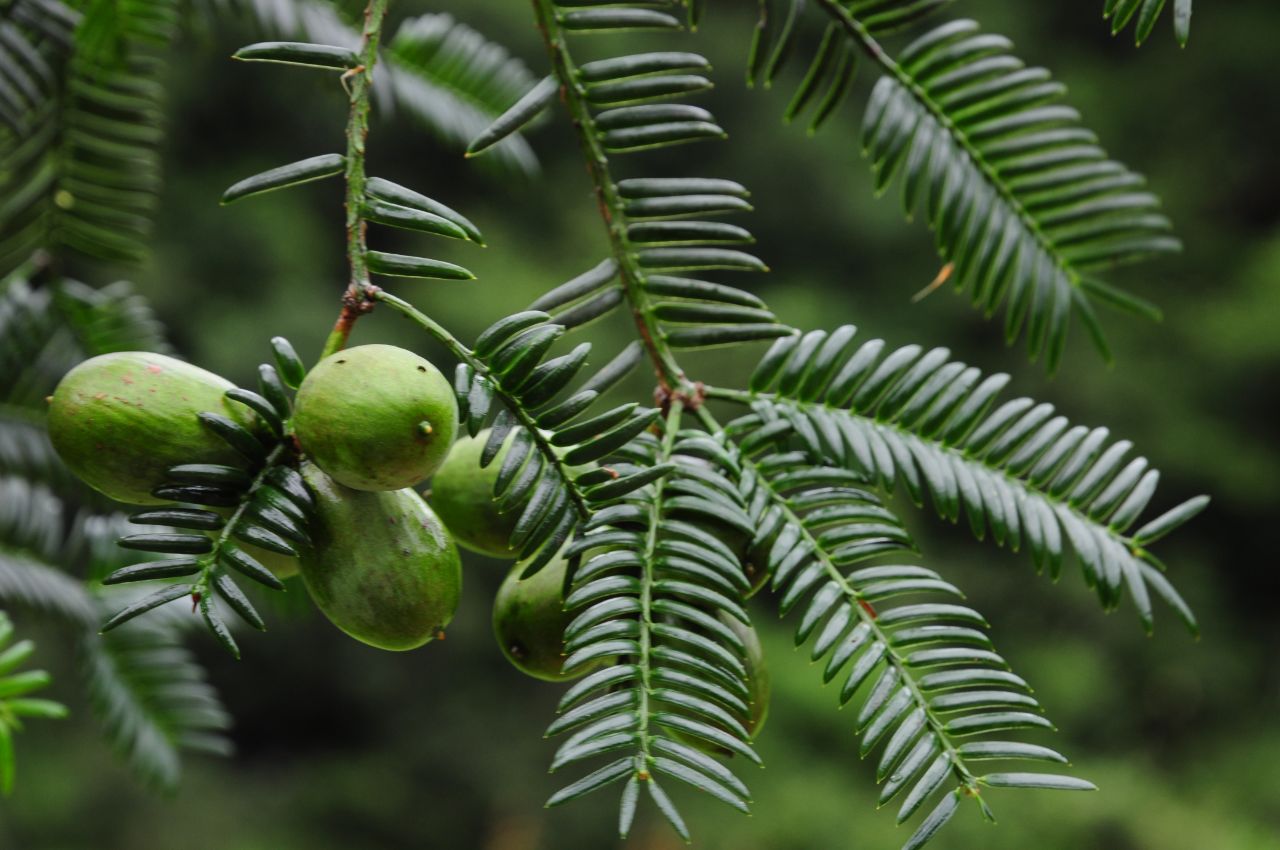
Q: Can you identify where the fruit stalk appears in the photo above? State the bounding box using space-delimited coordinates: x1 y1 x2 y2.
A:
320 0 392 362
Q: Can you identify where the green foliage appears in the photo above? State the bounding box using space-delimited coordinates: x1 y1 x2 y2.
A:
0 262 232 791
0 0 77 138
216 0 543 175
725 440 1093 845
0 0 176 276
403 298 667 575
863 19 1176 367
384 12 543 175
729 326 1205 633
436 0 1203 844
747 0 954 107
79 607 232 792
1104 0 1193 46
0 610 68 796
0 0 542 282
100 339 314 658
468 0 792 363
450 6 804 824
0 522 98 627
750 1 1180 369
546 424 758 838
0 0 1213 844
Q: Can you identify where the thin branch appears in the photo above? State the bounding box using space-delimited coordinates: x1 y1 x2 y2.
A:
528 0 690 393
319 0 392 361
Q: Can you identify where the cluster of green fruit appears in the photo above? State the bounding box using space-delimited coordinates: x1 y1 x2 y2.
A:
47 345 457 649
46 343 768 726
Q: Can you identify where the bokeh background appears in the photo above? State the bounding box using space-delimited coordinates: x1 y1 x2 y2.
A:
4 1 1279 848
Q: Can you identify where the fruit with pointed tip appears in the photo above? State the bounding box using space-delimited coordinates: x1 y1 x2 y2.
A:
298 462 461 651
492 552 596 681
293 344 457 491
672 614 769 755
48 352 260 505
430 429 521 559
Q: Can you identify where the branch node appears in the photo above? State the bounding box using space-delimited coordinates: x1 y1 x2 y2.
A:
342 282 380 315
656 381 706 417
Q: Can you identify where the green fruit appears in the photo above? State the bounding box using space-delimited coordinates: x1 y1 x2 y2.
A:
674 454 767 596
48 351 258 505
733 615 770 739
684 517 768 599
430 429 519 559
293 344 457 491
673 614 769 755
492 552 592 681
248 544 300 579
298 462 461 651
430 429 590 560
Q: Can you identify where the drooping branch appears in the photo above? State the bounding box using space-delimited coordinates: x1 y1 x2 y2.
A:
528 0 691 392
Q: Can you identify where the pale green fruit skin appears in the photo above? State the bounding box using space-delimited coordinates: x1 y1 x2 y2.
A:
294 344 457 492
430 430 518 559
248 544 300 579
48 351 256 505
676 455 766 596
732 615 770 738
430 429 588 560
492 552 593 681
674 615 769 755
298 462 461 651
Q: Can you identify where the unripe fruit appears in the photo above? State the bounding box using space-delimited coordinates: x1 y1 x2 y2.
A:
249 545 300 580
293 344 457 491
492 552 592 681
673 615 769 755
48 352 258 505
734 616 770 739
431 429 589 560
674 455 768 596
690 519 770 597
430 429 519 559
298 462 461 651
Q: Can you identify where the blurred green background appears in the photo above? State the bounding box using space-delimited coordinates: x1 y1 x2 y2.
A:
4 1 1280 848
